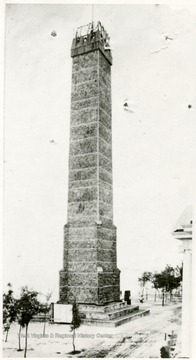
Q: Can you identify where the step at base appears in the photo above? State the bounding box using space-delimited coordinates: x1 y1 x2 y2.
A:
80 305 139 321
79 301 128 313
81 309 150 327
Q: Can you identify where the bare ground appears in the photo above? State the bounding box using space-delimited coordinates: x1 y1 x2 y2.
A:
2 301 182 358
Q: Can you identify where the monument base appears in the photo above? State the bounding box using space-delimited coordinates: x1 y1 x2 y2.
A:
78 301 150 327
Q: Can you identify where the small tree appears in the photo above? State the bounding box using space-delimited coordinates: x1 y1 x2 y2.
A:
138 272 152 300
17 323 23 352
40 291 52 336
70 298 81 354
152 265 182 306
166 266 179 301
151 277 159 302
175 265 183 299
15 298 25 352
176 264 183 281
17 286 41 357
152 272 166 306
3 283 17 342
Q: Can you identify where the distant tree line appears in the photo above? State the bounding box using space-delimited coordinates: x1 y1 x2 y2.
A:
138 264 182 306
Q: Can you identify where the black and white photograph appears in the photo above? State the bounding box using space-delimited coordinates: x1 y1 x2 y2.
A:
2 2 196 358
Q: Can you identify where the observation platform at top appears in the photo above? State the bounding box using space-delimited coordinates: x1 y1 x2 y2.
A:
71 21 113 65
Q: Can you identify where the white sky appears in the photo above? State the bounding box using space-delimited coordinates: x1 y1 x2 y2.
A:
3 3 196 300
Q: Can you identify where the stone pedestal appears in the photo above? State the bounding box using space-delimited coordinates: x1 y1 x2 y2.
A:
78 301 150 327
59 223 120 305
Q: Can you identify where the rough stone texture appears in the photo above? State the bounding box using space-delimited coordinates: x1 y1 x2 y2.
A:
77 303 150 327
60 223 120 305
59 26 120 305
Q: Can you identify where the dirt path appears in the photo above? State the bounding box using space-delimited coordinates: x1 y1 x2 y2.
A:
77 303 182 358
2 302 182 358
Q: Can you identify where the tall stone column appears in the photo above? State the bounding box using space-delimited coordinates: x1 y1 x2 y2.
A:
59 22 120 305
